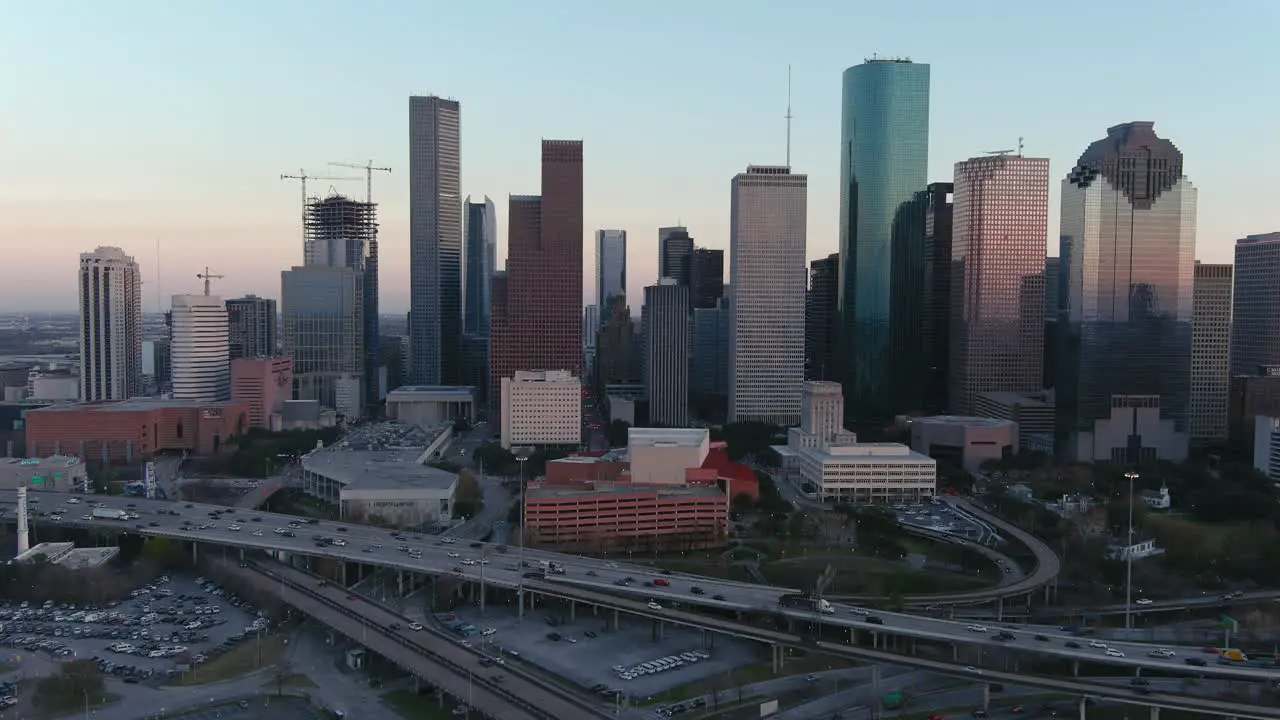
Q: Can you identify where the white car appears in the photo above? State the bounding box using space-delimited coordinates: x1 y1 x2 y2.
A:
963 666 981 674
448 552 461 558
1135 598 1153 605
482 628 496 636
409 623 423 631
227 525 241 531
967 625 988 633
1147 649 1175 658
850 607 869 616
647 601 662 610
252 529 264 536
1105 648 1125 658
1089 640 1108 649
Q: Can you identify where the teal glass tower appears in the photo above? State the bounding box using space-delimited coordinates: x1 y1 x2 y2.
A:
838 58 930 418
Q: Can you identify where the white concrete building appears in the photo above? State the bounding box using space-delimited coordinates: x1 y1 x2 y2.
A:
1068 394 1188 463
628 427 710 485
170 294 230 402
386 385 477 427
499 370 581 448
796 442 936 505
79 246 143 401
908 415 1018 473
728 165 807 424
1253 415 1280 483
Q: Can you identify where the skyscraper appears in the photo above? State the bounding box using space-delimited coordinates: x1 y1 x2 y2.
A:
281 265 365 418
595 294 639 390
659 227 694 285
691 298 730 420
838 57 931 418
78 246 142 401
948 155 1049 414
463 196 496 337
805 253 838 381
490 140 584 417
409 95 462 385
1043 256 1061 391
226 295 277 359
595 229 627 309
1056 122 1197 463
921 183 954 409
169 294 230 402
690 248 725 310
1191 262 1233 444
1229 232 1280 377
729 166 807 424
643 280 690 427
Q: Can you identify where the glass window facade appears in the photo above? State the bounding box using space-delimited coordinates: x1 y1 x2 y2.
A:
1055 123 1196 462
837 59 930 417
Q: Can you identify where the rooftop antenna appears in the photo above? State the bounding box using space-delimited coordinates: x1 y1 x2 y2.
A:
785 65 794 169
155 238 162 313
1018 136 1025 157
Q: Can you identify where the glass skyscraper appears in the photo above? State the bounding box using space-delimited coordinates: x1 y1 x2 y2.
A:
1056 122 1197 463
463 196 496 337
837 58 930 418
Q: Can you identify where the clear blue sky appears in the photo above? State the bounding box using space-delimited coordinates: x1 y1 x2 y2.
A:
2 0 1277 313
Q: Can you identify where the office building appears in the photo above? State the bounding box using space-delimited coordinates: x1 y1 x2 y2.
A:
26 399 249 462
1043 256 1060 391
922 183 954 409
948 154 1049 415
583 305 600 371
409 95 462 386
643 280 690 427
659 227 694 285
1191 262 1233 444
169 294 230 402
1254 416 1280 483
78 246 143 401
595 229 627 308
728 166 807 424
490 141 584 417
838 57 931 418
974 390 1055 452
463 196 496 337
1056 122 1197 463
796 443 936 505
596 295 640 391
499 370 581 449
386 386 477 427
690 248 725 310
281 265 364 418
691 300 730 420
145 338 171 387
1229 232 1280 377
909 415 1018 473
1229 367 1280 453
805 254 838 381
231 357 293 429
225 295 277 359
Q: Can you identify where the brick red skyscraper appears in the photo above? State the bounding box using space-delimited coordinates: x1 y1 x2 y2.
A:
490 140 584 417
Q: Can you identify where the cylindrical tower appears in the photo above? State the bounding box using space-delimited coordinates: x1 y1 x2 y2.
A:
170 294 231 401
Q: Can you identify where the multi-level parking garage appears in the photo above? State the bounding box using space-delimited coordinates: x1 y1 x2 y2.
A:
5 492 1280 719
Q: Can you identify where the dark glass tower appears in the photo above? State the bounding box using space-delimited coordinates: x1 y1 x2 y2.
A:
690 248 724 310
1056 122 1197 463
838 58 931 418
806 253 838 381
921 183 953 410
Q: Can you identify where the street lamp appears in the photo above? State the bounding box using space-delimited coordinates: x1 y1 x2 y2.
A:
512 445 534 621
1123 470 1139 631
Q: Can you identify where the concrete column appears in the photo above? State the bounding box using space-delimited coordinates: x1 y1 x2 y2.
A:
610 609 619 631
1134 666 1142 677
1149 707 1159 720
952 644 959 662
239 548 245 560
997 597 1004 621
1045 586 1051 605
191 543 198 564
1071 659 1079 677
569 600 576 622
771 645 782 674
398 572 405 597
982 684 990 711
1077 696 1086 720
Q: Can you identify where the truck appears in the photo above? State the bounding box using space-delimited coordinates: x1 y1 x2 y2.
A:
1219 649 1248 663
92 507 128 521
881 691 906 710
778 593 835 614
538 560 566 575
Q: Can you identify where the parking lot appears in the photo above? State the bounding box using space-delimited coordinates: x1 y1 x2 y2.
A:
437 604 760 701
0 575 266 685
894 502 989 542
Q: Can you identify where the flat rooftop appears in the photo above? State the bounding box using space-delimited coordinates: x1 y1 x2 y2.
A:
387 385 477 399
57 546 119 570
628 427 708 448
913 415 1016 428
527 483 724 501
978 391 1053 408
311 448 458 493
803 442 934 463
14 541 74 563
30 398 243 413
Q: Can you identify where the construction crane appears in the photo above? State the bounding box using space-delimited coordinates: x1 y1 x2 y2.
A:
196 266 223 296
280 169 360 243
985 137 1026 158
328 160 391 203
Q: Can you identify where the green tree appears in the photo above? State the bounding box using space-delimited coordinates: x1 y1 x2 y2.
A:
453 471 484 519
34 660 106 714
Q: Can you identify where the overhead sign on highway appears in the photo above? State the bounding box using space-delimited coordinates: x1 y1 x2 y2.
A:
1221 614 1238 631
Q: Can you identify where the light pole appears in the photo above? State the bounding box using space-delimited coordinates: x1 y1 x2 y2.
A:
1123 470 1139 631
512 446 534 621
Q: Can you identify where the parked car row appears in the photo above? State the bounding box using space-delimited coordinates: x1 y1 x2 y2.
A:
611 650 709 682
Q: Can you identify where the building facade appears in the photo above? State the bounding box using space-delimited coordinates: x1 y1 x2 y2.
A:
1229 232 1280 377
489 141 584 418
949 155 1049 414
524 483 728 551
909 415 1017 473
690 248 724 311
230 357 293 429
595 229 627 308
281 265 364 418
659 227 694 286
499 370 581 448
691 301 730 406
921 183 954 410
728 166 807 424
1190 262 1233 444
26 399 249 462
79 246 142 402
595 295 640 390
409 95 462 386
838 58 931 418
463 196 496 337
225 295 277 360
643 280 690 427
805 253 838 381
795 443 936 505
1056 122 1196 463
169 294 230 402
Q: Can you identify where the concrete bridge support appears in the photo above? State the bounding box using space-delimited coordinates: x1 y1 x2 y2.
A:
1071 659 1079 677
651 621 665 643
702 630 715 652
1077 696 1086 720
770 644 784 674
191 542 198 564
569 600 576 622
982 683 990 711
1149 707 1159 720
610 609 619 632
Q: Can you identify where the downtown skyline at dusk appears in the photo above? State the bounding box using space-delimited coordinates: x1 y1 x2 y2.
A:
3 0 1278 313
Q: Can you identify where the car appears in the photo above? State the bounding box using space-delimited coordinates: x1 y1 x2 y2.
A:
1130 677 1150 686
804 674 819 682
448 552 460 558
690 586 705 595
1065 641 1082 649
1105 649 1125 658
482 628 496 636
409 623 423 631
712 594 727 601
963 666 981 674
586 570 597 577
1135 598 1153 605
1185 657 1207 667
227 525 241 531
1147 648 1175 658
967 625 988 633
1088 640 1108 649
850 607 869 616
647 601 662 610
654 578 670 587
1034 634 1050 642
864 616 884 625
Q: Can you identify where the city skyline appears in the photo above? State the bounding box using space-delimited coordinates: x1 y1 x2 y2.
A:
3 2 1276 314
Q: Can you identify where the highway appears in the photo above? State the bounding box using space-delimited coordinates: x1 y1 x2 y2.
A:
951 589 1280 619
220 556 611 720
7 492 1279 683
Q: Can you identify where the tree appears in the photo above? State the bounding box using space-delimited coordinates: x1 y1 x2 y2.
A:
34 660 106 714
605 420 631 448
453 470 483 519
473 443 516 475
730 493 754 514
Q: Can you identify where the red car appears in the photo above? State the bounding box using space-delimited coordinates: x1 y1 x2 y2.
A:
453 566 464 573
654 578 670 587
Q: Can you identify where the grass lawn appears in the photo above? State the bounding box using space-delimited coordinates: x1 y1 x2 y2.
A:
640 654 862 708
381 689 457 719
30 692 121 720
262 672 316 689
1146 514 1240 552
169 634 289 686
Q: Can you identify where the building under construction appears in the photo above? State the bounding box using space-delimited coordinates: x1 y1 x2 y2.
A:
292 194 381 416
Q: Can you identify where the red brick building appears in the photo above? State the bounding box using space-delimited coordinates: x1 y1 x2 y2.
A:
524 482 727 552
26 399 249 463
231 357 293 429
489 140 583 416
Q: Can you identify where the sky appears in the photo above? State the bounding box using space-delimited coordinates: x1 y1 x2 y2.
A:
2 0 1278 315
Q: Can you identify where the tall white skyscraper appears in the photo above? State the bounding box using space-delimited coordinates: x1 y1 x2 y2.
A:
170 294 230 402
595 229 627 308
79 246 142 401
728 165 808 424
409 95 462 385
